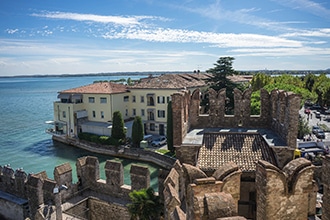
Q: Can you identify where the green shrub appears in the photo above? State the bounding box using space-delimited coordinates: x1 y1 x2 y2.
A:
78 132 121 145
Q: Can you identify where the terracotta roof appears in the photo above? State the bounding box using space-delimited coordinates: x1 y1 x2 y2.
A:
198 132 277 172
227 75 253 83
59 82 127 94
128 73 210 89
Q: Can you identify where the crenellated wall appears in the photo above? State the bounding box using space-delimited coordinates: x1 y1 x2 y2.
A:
172 88 301 150
322 155 330 220
163 160 244 220
172 90 191 146
256 158 317 220
0 156 155 220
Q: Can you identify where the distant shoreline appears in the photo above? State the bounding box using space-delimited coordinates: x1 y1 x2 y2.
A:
1 69 329 78
0 71 169 78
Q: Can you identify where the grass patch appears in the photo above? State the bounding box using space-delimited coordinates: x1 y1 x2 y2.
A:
155 149 176 157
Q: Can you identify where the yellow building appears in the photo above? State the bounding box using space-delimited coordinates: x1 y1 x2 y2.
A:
47 73 210 138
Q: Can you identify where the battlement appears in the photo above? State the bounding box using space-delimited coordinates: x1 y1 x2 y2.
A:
256 158 317 219
172 88 301 149
163 160 243 220
0 156 154 220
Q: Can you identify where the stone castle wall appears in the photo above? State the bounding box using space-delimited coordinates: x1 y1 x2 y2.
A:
0 156 156 220
256 158 317 220
163 160 243 220
172 88 301 149
322 155 330 220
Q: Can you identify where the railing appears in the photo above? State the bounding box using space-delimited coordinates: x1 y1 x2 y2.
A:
45 128 66 136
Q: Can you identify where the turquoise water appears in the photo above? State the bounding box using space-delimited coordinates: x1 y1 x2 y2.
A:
0 75 159 190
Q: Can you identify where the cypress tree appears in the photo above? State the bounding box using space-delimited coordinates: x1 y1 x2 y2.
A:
111 111 126 141
166 101 174 152
132 116 144 148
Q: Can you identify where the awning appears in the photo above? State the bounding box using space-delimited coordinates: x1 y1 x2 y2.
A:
45 120 66 125
57 93 71 99
72 94 82 99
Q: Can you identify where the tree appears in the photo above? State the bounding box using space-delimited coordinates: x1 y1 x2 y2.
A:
127 187 162 220
303 73 317 92
313 73 330 106
111 111 126 141
250 73 272 92
297 117 310 139
166 101 174 153
131 116 144 148
205 56 238 114
206 56 237 91
127 77 133 86
249 74 318 114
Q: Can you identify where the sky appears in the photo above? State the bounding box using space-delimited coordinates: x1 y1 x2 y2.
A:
0 0 330 76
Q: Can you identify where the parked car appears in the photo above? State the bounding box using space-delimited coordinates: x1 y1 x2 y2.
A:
324 109 330 115
312 125 321 134
316 129 325 139
312 104 321 110
143 134 153 143
315 112 321 118
151 136 167 147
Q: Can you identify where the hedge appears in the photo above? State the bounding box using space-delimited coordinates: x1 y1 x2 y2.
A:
78 132 123 145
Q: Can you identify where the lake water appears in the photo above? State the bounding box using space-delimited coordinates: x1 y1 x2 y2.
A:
0 75 160 190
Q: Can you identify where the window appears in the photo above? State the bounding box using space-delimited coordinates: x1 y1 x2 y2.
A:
148 111 155 121
141 109 145 116
125 109 128 116
101 111 104 119
147 96 155 106
157 96 165 104
92 111 96 118
132 96 136 102
89 97 95 103
158 110 165 118
62 111 66 118
124 96 129 102
100 97 107 103
140 96 144 103
167 96 171 103
150 123 155 131
132 109 136 116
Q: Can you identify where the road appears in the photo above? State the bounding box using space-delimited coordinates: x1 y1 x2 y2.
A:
299 107 330 146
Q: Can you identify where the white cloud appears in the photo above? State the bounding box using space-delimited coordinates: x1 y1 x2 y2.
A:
175 1 296 32
272 0 330 19
230 46 330 57
31 11 167 27
281 28 330 38
6 29 19 34
103 27 303 48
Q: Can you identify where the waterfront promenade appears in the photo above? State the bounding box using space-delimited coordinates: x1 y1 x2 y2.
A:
52 135 176 170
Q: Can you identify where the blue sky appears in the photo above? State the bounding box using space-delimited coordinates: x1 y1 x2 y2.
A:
1 0 330 76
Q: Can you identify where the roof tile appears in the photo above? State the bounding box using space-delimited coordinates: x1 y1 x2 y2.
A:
128 73 210 89
60 82 127 94
198 132 276 172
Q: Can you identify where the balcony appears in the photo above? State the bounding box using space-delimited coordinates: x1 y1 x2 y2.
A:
45 120 67 136
45 128 66 136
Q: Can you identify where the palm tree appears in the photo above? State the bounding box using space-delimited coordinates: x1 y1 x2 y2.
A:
127 187 162 220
